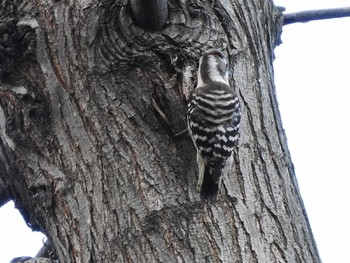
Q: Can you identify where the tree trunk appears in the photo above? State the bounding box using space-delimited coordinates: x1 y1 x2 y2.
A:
0 0 321 262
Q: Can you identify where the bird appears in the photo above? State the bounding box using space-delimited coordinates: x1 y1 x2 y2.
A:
187 49 241 197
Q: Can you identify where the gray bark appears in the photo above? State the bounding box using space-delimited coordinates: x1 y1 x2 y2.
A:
0 0 321 262
0 176 10 206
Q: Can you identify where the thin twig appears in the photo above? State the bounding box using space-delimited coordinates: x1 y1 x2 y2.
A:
284 7 350 25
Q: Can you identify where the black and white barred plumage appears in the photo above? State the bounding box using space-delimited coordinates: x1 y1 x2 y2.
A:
187 49 241 197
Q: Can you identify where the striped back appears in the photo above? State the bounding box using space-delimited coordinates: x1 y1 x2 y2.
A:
187 82 241 179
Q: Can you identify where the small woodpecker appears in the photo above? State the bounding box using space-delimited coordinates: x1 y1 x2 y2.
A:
187 49 241 197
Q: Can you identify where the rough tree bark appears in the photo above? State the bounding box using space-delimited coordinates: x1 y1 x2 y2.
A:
0 0 321 262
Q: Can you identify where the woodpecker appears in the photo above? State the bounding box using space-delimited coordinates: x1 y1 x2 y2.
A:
187 49 241 197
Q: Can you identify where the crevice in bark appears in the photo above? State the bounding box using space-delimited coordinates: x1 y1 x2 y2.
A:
235 207 259 263
130 0 168 32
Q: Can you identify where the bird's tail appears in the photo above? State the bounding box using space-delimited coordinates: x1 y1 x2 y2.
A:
200 166 221 197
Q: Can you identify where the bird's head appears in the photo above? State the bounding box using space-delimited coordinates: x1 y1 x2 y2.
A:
197 49 229 87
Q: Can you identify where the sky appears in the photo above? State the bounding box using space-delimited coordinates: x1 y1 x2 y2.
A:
1 1 350 262
273 1 350 262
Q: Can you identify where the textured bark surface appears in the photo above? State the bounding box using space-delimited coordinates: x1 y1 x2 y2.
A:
0 0 321 262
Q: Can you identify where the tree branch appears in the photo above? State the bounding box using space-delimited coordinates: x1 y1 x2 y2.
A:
284 7 350 25
130 0 168 31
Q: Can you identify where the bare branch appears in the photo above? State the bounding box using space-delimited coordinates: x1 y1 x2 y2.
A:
130 0 168 31
284 7 350 25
